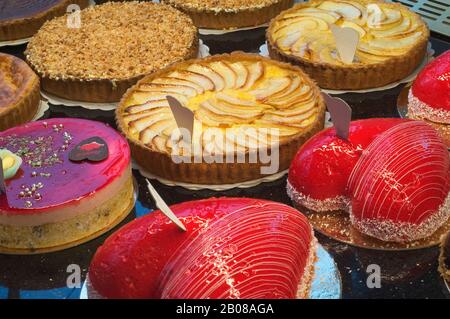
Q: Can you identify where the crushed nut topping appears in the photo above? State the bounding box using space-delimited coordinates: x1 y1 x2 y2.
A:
26 1 197 81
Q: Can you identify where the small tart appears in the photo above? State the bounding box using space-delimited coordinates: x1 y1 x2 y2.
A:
161 0 294 29
0 118 133 253
0 53 40 131
0 0 90 41
25 2 199 103
117 52 325 185
267 0 429 89
439 231 450 285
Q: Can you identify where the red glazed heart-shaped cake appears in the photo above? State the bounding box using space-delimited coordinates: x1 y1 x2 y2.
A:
288 119 450 242
89 197 316 299
348 121 449 242
408 50 450 146
287 118 405 212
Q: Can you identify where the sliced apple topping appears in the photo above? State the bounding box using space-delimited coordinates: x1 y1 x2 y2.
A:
139 119 176 145
200 100 261 121
291 37 310 57
318 1 362 20
152 77 205 94
242 62 264 90
187 64 226 92
282 8 340 24
167 70 215 91
215 93 264 112
276 31 303 50
358 31 421 55
131 91 189 106
370 15 413 38
266 99 317 117
128 110 171 133
248 77 291 101
150 136 169 153
268 85 314 108
269 76 302 100
209 61 236 89
123 107 168 123
228 62 248 89
125 99 168 114
139 83 198 98
368 7 402 29
259 107 317 128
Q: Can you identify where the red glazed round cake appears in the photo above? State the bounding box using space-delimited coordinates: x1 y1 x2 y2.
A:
288 119 450 243
89 197 316 299
0 118 134 253
408 50 450 146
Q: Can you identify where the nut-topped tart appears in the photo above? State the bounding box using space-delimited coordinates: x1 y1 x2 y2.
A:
0 0 89 41
267 0 429 89
161 0 294 29
117 52 325 185
25 2 199 103
0 118 134 254
0 53 40 131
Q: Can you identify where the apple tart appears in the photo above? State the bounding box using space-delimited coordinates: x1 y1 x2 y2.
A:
25 2 198 103
267 0 429 90
117 53 325 185
161 0 294 30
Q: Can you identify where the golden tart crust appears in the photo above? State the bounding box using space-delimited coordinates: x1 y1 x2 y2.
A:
0 0 90 41
0 53 40 131
116 52 325 185
267 0 429 90
161 0 294 29
25 2 199 103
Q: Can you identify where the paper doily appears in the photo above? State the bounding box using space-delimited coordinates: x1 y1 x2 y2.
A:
135 162 288 191
32 99 50 120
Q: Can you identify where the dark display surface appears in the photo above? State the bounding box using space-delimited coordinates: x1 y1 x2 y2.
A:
0 31 449 299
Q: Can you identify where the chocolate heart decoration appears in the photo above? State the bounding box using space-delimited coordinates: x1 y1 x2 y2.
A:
69 137 109 162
